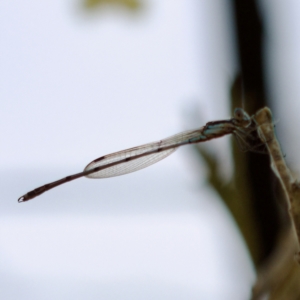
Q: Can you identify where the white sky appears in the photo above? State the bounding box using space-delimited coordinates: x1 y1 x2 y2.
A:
4 0 300 299
261 0 300 174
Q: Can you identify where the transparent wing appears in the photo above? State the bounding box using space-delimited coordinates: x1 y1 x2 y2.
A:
86 148 176 178
84 128 204 178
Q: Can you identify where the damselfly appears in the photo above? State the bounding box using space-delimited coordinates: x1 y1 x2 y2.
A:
18 108 258 202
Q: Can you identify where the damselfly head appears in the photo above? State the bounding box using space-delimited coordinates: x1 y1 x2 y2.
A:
233 108 251 128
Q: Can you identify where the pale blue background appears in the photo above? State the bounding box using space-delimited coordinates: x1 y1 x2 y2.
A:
1 1 299 299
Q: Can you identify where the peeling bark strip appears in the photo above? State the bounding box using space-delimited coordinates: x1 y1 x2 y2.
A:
254 107 300 263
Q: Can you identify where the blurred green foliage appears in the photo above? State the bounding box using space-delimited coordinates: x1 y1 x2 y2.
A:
83 0 142 11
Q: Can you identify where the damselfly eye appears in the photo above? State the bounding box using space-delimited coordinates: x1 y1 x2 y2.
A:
233 108 251 128
234 108 245 120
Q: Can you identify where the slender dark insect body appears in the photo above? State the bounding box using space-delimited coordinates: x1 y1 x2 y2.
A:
18 108 257 202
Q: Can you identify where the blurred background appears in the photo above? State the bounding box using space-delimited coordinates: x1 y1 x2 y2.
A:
1 0 300 299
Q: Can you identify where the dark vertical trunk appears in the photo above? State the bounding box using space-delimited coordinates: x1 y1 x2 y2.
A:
230 0 281 264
